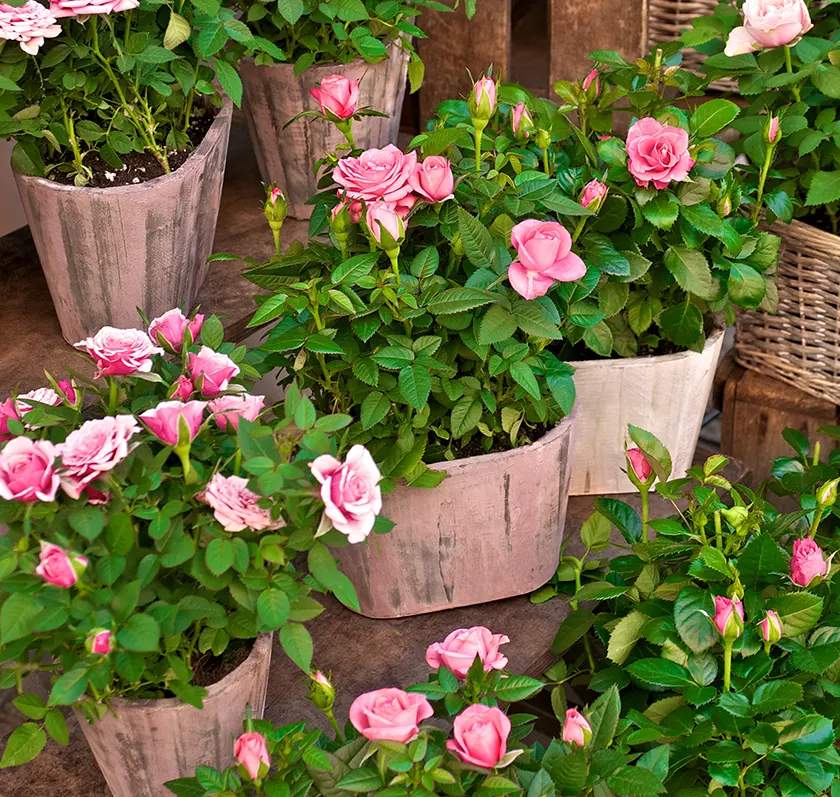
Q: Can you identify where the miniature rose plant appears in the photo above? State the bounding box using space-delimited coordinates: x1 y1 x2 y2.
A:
0 308 385 767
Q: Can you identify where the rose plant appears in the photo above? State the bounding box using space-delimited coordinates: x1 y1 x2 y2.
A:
0 307 385 767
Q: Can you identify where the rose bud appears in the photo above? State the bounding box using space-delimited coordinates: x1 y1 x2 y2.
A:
308 670 336 711
817 477 840 508
713 596 744 641
469 75 497 122
764 114 780 145
758 610 783 648
580 179 608 211
36 541 87 588
149 308 203 353
57 380 78 407
511 102 534 140
139 400 207 447
409 156 455 203
349 688 433 744
790 538 828 587
626 447 652 483
562 708 592 746
234 731 270 780
171 375 194 402
310 74 359 121
365 201 405 250
447 705 511 768
582 68 600 97
87 629 114 655
721 506 749 528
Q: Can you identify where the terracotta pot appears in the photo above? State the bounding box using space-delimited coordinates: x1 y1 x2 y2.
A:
240 46 408 219
13 101 232 345
336 409 579 619
74 633 272 797
569 327 725 495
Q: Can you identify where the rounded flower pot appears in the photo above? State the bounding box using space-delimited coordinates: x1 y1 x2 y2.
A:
336 409 579 619
74 633 272 797
569 326 725 495
240 45 409 219
13 100 232 345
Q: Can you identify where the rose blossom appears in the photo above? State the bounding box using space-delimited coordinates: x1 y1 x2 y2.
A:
508 219 586 300
472 76 497 115
0 398 19 441
425 626 510 679
172 375 194 402
626 117 694 190
0 437 59 502
791 537 828 587
75 327 163 378
627 447 652 482
199 473 284 532
583 68 600 96
0 1 60 55
88 629 113 655
49 0 139 18
333 144 417 204
447 705 511 769
713 595 744 639
511 102 533 138
310 74 359 120
36 542 87 587
725 0 811 55
139 400 206 447
349 688 433 743
409 156 455 203
562 708 592 746
233 732 269 780
56 415 140 498
148 308 204 353
580 179 607 210
188 346 240 397
57 380 77 405
366 201 404 245
309 445 382 543
209 394 265 432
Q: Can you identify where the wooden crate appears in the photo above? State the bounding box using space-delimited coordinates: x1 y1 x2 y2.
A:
713 353 839 484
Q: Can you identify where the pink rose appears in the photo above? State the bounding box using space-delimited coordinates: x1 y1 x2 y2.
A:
580 179 608 210
36 542 87 587
0 398 19 441
333 194 363 224
511 102 533 139
724 26 761 56
626 117 694 190
447 704 511 769
791 538 828 587
84 486 110 505
15 387 61 427
472 76 497 115
726 0 811 55
508 219 586 300
366 201 404 245
583 68 600 96
209 394 265 432
139 400 207 447
57 380 77 406
188 346 240 397
758 610 783 645
409 156 455 203
234 732 270 780
394 194 417 218
713 595 744 639
310 74 359 120
172 375 194 402
333 144 417 204
425 626 510 679
199 472 284 532
148 308 204 353
49 0 139 17
88 629 113 655
309 445 382 543
766 115 780 144
349 688 433 743
0 1 60 55
627 448 652 482
0 437 59 502
562 708 592 746
56 415 140 499
75 327 163 378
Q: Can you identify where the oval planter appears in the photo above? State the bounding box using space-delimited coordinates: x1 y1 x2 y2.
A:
74 633 272 797
13 100 232 345
240 45 409 219
336 408 579 619
569 326 725 495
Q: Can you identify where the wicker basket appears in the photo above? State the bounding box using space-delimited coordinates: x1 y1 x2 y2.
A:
736 218 840 406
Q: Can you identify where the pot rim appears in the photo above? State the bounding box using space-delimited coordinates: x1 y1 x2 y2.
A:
763 216 840 249
427 402 579 474
241 41 404 72
97 632 273 712
571 325 724 372
12 98 233 196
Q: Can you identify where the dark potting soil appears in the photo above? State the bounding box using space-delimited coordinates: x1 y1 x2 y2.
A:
798 207 840 237
192 639 253 688
49 111 216 189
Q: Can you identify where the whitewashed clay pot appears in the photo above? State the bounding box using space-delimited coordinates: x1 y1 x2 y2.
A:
240 45 409 219
569 327 726 495
75 633 272 797
336 408 579 618
13 100 232 345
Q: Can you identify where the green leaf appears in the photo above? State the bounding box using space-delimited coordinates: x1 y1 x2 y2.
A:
813 64 840 99
608 610 648 665
352 358 379 387
399 365 431 410
427 287 493 315
337 769 384 793
48 667 89 706
13 694 47 720
627 658 694 688
752 681 802 715
276 0 304 24
779 715 835 752
738 535 788 589
493 675 544 702
305 334 344 355
479 305 517 345
680 202 725 237
642 194 679 229
514 299 563 339
280 622 313 671
659 301 703 347
117 613 161 652
552 610 596 655
607 765 666 796
0 723 46 768
458 208 496 269
451 394 482 438
628 425 672 482
580 510 612 551
164 11 191 49
200 315 224 349
257 589 291 630
136 45 178 64
583 321 613 357
205 538 235 575
509 362 541 401
728 261 766 309
767 592 823 637
594 498 641 544
69 507 105 540
410 247 439 278
663 247 715 299
44 709 68 746
361 391 390 430
332 252 379 284
691 99 740 137
805 171 840 206
0 592 41 644
573 582 628 601
674 586 716 653
589 685 621 750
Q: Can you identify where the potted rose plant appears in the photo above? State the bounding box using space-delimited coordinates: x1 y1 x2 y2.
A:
226 0 476 218
0 0 283 341
0 308 383 797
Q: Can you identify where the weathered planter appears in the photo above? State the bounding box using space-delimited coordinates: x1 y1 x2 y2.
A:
569 326 725 495
75 633 272 797
240 46 409 219
14 100 232 344
336 408 579 619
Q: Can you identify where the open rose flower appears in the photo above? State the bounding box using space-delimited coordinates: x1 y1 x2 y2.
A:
333 144 417 204
49 0 139 18
626 118 694 190
447 705 511 769
426 626 509 679
0 437 59 502
36 542 87 587
199 473 284 532
139 400 206 447
562 708 592 746
310 74 359 120
209 394 265 432
188 346 240 397
791 537 828 587
725 0 811 55
0 1 60 55
56 415 140 498
75 327 163 378
0 398 19 441
409 156 455 203
309 445 382 543
234 732 269 780
148 308 204 353
508 219 586 300
349 688 433 743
